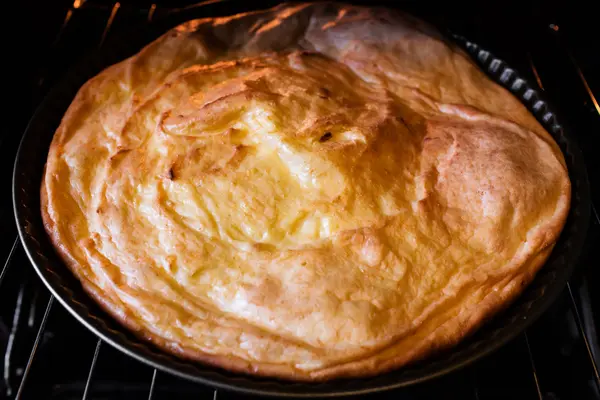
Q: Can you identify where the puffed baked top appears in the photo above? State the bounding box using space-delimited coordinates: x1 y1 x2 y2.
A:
42 2 570 380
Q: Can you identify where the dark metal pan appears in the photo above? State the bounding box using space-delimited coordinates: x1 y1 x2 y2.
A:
13 2 590 397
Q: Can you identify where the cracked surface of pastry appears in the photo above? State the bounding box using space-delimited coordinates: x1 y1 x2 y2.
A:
42 2 570 380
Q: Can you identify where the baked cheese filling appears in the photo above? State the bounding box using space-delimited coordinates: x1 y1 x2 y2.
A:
42 3 570 380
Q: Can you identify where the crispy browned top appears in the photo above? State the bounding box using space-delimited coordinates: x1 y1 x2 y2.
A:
41 3 570 380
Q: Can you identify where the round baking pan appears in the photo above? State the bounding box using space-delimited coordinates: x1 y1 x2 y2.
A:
13 2 590 397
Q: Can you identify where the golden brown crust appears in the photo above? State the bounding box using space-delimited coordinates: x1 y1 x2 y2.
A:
41 2 570 380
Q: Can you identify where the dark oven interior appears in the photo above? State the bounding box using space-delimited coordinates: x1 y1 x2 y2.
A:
3 0 599 399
